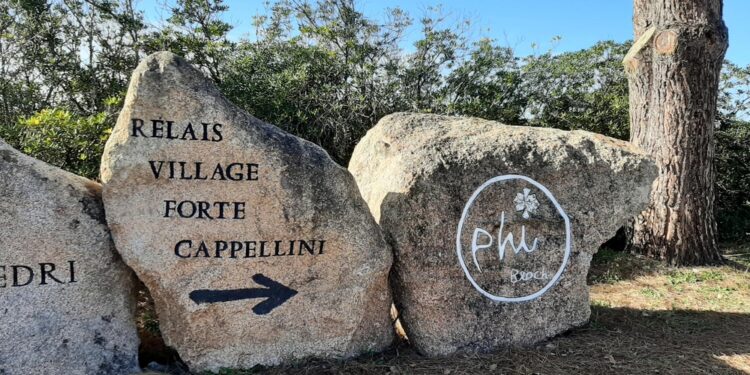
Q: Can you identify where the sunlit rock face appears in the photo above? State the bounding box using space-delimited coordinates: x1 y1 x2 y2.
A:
349 113 657 356
100 52 393 371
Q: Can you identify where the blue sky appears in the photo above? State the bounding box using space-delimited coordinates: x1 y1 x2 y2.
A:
138 0 750 66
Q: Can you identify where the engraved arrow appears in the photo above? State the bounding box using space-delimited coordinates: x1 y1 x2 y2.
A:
189 273 297 315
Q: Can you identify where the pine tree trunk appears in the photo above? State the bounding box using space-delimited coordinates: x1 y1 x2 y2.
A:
626 0 728 265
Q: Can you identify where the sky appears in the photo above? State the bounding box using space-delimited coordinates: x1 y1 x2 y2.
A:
138 0 750 66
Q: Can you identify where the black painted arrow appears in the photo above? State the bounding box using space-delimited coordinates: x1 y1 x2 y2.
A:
189 273 297 315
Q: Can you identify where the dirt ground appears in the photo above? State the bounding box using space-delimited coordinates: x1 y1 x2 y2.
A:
141 244 750 375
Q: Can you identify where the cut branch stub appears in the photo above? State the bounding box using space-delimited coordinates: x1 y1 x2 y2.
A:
623 26 656 74
654 30 678 55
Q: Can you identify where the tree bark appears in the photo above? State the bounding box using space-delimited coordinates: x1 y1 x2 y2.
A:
626 0 728 265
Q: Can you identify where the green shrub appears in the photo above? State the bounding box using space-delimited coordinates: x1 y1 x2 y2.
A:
15 107 115 180
715 121 750 242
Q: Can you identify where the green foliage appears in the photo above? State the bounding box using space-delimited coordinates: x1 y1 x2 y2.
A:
667 270 699 285
443 38 526 123
0 0 142 179
667 269 725 285
715 63 750 243
522 40 631 139
0 0 747 241
219 0 411 163
0 0 144 116
718 62 750 125
143 0 233 83
715 121 750 242
221 41 353 162
400 7 465 112
593 247 630 264
220 1 526 162
17 107 115 179
0 0 144 176
640 287 662 298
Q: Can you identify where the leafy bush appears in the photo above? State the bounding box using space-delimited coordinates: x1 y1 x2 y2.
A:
15 107 115 179
715 121 750 242
220 41 364 164
522 40 631 140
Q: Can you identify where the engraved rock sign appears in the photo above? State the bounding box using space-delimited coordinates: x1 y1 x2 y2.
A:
100 52 393 371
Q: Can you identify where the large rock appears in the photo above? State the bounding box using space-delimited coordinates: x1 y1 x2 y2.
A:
0 140 139 375
100 52 393 371
349 113 657 356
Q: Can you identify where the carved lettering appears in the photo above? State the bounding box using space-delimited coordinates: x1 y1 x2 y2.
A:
130 118 222 141
0 261 77 288
148 161 259 181
164 200 246 220
174 240 326 259
139 116 327 264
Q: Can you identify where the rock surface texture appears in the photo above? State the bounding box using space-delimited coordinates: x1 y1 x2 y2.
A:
349 113 657 356
100 52 393 371
0 139 139 375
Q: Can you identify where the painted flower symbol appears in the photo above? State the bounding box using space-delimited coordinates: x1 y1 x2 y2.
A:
514 188 539 219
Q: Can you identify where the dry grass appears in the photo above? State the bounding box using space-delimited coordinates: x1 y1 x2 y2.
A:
139 245 750 375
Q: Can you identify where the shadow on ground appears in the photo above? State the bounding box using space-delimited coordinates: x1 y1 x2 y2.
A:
226 306 747 375
142 306 749 375
588 242 750 284
252 306 748 375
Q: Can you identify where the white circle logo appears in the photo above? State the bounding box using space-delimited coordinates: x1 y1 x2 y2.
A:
456 175 571 302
